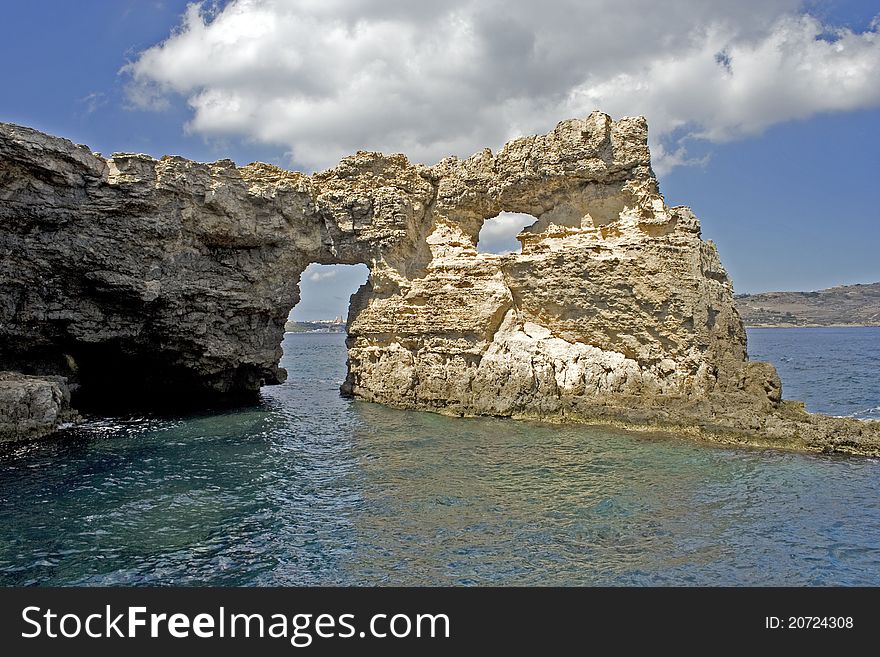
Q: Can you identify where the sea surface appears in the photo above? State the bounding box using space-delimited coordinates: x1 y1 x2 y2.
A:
747 327 880 420
1 327 878 586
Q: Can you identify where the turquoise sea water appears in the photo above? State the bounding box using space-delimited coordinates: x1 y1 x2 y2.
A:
1 327 878 586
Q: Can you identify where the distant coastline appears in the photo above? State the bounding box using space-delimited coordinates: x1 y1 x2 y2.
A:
285 318 346 334
735 282 880 328
288 284 880 331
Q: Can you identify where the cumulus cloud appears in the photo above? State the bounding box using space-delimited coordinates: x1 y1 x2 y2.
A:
305 264 338 282
123 0 880 174
477 212 538 254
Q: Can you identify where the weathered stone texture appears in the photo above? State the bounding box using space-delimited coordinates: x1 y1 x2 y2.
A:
0 372 74 442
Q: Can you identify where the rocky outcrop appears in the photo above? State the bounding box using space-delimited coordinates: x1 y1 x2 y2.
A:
0 372 74 442
1 114 878 454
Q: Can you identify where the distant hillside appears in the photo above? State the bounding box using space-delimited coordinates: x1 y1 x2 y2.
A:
284 319 346 333
735 282 880 327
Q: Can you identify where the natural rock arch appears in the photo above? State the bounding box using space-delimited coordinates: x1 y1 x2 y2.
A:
1 114 879 455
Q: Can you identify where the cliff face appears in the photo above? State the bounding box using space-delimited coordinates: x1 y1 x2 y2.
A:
2 115 878 454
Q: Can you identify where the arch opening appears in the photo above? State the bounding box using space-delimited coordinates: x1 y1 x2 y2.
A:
280 263 370 397
287 263 370 329
476 212 538 254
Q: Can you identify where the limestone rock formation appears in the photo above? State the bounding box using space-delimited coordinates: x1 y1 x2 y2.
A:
1 114 878 454
344 115 745 415
0 372 74 442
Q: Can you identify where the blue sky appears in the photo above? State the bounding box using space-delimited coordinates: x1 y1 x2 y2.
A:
2 1 878 320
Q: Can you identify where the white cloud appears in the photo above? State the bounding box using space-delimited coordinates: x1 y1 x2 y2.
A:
78 91 109 115
477 212 537 254
123 0 880 174
305 264 338 282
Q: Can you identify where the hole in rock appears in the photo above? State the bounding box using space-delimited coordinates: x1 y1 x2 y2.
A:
476 212 538 254
288 263 370 325
283 263 370 398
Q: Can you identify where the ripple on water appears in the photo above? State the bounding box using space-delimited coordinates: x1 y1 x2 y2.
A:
0 331 879 585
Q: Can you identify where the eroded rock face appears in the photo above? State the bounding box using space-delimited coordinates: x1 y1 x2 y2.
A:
343 115 747 416
1 114 878 454
0 372 74 442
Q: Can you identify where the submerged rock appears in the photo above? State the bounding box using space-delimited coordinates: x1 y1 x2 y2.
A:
0 114 877 454
0 372 75 442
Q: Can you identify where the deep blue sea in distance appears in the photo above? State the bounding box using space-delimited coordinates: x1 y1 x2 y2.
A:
1 327 878 586
747 327 880 421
